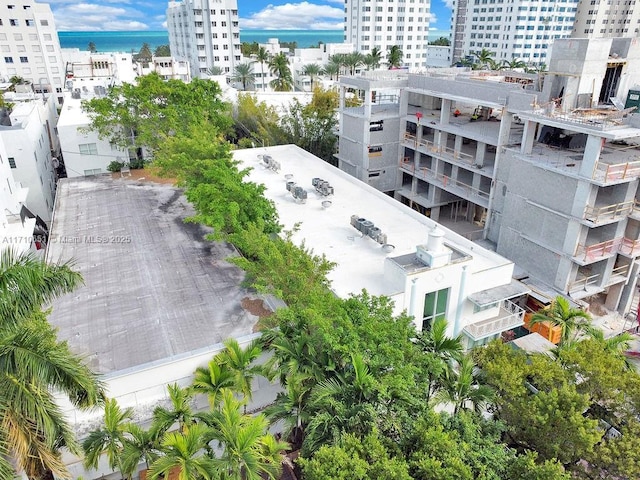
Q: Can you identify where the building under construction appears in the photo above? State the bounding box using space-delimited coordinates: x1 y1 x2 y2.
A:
336 37 640 315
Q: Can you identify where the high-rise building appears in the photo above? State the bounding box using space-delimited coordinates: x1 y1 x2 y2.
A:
450 0 578 66
0 0 65 104
344 0 432 69
571 0 640 38
166 0 241 78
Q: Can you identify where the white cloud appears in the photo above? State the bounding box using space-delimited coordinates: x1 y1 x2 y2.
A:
442 0 455 9
50 1 153 31
240 2 344 30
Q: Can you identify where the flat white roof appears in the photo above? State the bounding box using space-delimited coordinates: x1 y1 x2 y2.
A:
233 145 513 299
57 94 91 128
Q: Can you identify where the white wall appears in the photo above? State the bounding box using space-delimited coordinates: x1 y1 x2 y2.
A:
0 97 58 222
57 94 128 178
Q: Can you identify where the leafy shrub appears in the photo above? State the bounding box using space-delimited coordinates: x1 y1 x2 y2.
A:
107 161 124 172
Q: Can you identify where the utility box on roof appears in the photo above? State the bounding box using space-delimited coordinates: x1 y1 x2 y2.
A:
624 89 640 110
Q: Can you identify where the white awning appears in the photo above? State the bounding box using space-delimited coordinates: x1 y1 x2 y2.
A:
467 280 530 308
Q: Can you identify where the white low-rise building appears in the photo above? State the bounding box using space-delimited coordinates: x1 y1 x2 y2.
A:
57 90 128 178
234 144 529 346
0 93 59 223
61 50 137 87
0 136 37 255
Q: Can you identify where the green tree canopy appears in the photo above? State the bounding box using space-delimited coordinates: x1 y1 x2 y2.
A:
135 42 153 63
429 36 451 46
82 73 232 154
154 44 171 56
268 52 293 92
386 45 404 69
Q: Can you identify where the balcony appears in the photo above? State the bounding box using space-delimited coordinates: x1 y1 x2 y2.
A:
593 161 640 183
463 300 525 342
606 264 630 286
583 201 634 225
568 273 600 296
402 132 475 166
575 237 621 263
619 237 640 257
398 157 490 208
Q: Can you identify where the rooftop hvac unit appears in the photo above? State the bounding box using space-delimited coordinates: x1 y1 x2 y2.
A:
262 154 280 173
286 181 307 203
312 177 334 196
292 186 307 202
350 214 388 245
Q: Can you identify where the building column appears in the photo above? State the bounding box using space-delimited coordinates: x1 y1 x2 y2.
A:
579 135 603 179
454 134 463 154
441 98 452 125
521 119 537 155
476 142 486 167
364 86 373 118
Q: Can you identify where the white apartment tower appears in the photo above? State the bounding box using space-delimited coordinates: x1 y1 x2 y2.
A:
167 0 241 78
0 1 65 104
344 0 432 69
450 0 578 66
572 0 640 37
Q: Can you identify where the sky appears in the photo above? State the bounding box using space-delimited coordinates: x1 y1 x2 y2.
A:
46 0 453 34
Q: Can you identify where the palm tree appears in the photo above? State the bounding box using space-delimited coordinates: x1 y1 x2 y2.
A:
152 383 197 434
502 58 527 70
322 61 340 81
363 46 382 70
386 45 403 69
264 331 323 385
486 58 501 71
148 423 216 480
529 296 592 344
204 390 288 480
327 54 347 81
416 317 464 403
301 63 322 91
264 374 314 450
344 52 365 75
0 250 103 479
434 355 494 414
121 423 162 478
472 48 496 69
231 62 255 91
206 66 223 76
268 52 293 92
83 398 134 478
191 360 236 409
0 248 83 324
215 338 264 410
303 353 378 453
255 46 270 92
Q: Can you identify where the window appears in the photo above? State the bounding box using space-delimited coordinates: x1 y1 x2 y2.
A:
9 19 18 26
25 19 34 26
79 143 98 155
8 157 15 168
20 56 27 63
423 288 449 330
4 57 13 63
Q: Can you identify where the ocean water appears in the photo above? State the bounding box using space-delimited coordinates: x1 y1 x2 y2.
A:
58 30 345 53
